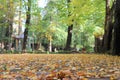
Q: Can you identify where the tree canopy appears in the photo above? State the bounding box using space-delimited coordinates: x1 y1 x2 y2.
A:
0 0 119 55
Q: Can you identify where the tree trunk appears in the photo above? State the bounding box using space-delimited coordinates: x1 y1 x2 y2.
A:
102 0 114 52
22 0 31 51
65 25 73 50
112 0 120 56
5 26 12 50
16 0 22 51
49 40 52 52
94 37 103 53
4 0 14 50
65 0 73 51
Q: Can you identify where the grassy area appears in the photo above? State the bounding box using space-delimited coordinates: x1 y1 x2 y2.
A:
0 54 120 80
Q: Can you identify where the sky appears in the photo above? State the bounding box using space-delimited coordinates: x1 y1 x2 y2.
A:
38 0 48 8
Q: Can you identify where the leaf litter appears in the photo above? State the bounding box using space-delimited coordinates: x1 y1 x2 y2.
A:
0 54 120 80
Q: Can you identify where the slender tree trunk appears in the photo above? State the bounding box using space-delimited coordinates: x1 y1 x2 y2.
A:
4 0 14 50
112 0 120 56
49 40 52 52
48 16 52 52
16 0 22 51
65 25 73 50
65 0 73 50
23 0 31 51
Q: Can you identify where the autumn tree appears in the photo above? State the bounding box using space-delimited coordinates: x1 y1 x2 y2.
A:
23 0 31 51
4 0 14 50
64 0 73 51
102 0 115 52
112 0 120 56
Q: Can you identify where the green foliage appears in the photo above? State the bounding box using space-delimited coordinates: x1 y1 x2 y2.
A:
28 0 105 51
0 0 106 52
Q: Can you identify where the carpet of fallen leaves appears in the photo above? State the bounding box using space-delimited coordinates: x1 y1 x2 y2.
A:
0 54 120 80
